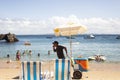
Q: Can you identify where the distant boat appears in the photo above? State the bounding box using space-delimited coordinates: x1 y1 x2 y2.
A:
84 34 95 39
116 35 120 39
66 36 75 39
46 36 53 39
88 55 106 62
24 41 31 45
72 42 80 45
88 56 95 61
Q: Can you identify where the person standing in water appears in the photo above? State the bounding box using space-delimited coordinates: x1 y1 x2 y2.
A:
16 50 21 61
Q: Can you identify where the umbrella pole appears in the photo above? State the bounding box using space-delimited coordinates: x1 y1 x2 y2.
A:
69 35 72 57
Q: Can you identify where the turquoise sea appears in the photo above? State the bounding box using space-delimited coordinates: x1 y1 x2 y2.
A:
0 34 120 62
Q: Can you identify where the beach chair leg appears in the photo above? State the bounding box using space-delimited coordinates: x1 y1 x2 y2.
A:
73 70 82 79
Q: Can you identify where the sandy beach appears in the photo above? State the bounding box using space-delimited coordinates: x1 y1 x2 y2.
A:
82 62 120 80
0 60 120 80
0 61 21 80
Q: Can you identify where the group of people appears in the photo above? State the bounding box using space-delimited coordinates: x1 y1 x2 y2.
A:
16 50 33 61
7 40 69 62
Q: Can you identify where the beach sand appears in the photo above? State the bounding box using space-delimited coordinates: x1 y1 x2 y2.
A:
0 61 120 80
0 61 21 80
82 62 120 80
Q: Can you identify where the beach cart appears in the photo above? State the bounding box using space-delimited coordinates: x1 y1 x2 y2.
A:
71 58 89 79
21 58 88 80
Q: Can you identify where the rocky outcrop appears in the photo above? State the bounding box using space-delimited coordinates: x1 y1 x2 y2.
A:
0 33 19 42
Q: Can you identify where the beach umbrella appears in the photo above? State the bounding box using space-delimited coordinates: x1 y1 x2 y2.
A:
54 23 87 56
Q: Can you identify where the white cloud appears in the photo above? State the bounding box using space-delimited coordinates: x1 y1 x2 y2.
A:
0 15 120 35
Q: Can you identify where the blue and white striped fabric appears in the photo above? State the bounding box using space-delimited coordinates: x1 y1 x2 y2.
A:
54 59 70 80
22 61 41 80
21 60 70 80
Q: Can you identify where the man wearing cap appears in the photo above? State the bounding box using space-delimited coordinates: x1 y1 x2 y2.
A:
52 41 68 59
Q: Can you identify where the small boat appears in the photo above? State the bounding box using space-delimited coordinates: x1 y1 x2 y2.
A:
84 34 95 39
72 42 80 45
24 41 31 45
66 36 75 39
95 55 106 62
88 55 106 62
88 56 95 61
46 36 53 39
116 35 120 39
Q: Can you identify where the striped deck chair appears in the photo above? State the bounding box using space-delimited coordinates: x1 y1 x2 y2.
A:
21 59 70 80
21 61 41 80
54 59 70 80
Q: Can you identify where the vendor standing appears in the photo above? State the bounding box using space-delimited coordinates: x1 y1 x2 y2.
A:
52 41 68 59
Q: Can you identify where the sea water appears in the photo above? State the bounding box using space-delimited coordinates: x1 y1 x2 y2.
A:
0 34 120 62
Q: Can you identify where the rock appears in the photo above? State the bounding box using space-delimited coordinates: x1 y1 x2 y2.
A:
0 33 19 42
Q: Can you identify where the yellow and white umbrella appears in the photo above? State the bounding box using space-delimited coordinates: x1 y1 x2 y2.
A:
54 23 87 56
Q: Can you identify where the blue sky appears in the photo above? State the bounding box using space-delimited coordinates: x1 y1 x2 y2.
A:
0 0 120 34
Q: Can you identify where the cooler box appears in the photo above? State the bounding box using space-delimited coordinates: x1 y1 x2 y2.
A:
74 58 88 72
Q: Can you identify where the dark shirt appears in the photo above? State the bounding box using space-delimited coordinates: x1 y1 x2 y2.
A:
54 45 65 59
